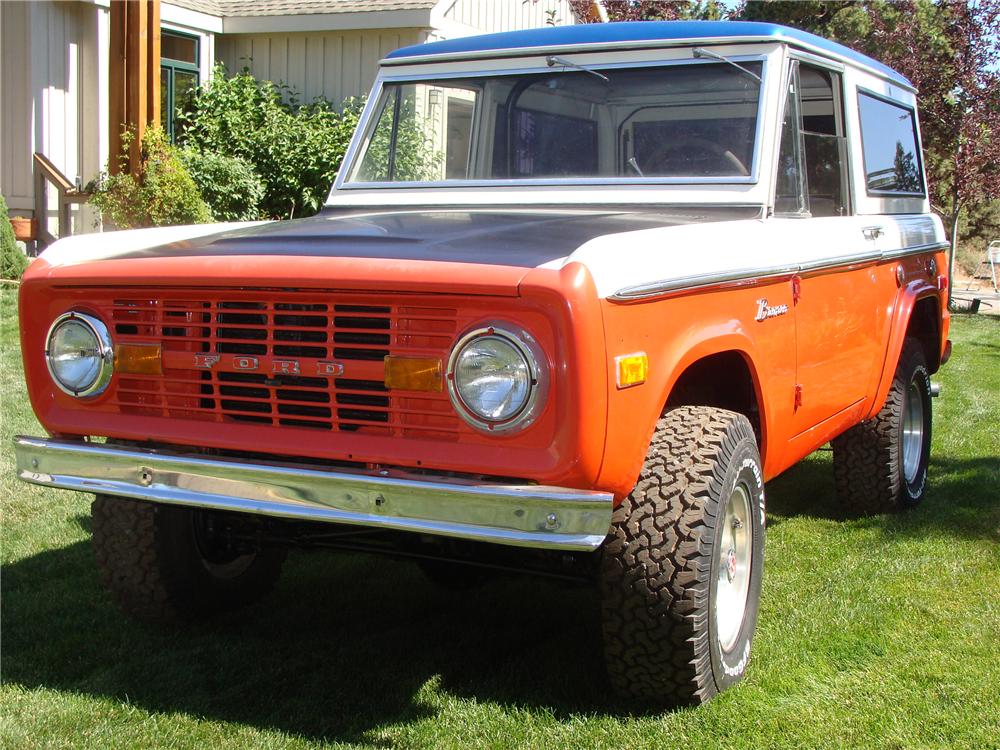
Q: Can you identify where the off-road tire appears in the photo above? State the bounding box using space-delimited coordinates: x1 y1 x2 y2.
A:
92 495 286 622
600 406 765 706
832 338 932 515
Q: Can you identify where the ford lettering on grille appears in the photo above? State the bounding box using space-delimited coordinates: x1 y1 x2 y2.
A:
192 353 343 376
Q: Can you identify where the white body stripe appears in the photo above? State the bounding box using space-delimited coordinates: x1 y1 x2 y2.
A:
562 213 945 299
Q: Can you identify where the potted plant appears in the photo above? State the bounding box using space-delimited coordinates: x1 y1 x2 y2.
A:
9 215 37 242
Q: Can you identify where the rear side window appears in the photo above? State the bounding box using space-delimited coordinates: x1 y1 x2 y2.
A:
857 91 924 195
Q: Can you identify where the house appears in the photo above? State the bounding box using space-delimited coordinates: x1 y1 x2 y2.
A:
0 0 595 237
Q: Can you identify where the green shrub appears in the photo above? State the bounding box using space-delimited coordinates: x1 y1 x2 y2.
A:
176 64 363 219
1 195 29 281
179 148 265 221
90 126 212 229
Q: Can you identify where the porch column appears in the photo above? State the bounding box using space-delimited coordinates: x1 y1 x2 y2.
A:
109 0 161 175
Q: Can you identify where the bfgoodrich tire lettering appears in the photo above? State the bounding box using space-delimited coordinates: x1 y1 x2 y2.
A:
600 406 765 706
832 337 932 515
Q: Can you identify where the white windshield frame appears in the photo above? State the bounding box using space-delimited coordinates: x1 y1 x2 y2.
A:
337 55 770 191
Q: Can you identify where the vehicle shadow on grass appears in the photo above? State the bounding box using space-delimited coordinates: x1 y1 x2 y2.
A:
3 455 996 742
2 532 621 743
763 453 999 543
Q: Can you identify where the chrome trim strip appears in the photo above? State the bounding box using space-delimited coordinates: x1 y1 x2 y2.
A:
880 241 949 261
612 264 800 301
14 437 613 551
610 241 948 302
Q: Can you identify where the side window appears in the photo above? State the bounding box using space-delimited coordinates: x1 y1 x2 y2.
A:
774 63 806 214
774 62 850 217
857 92 924 195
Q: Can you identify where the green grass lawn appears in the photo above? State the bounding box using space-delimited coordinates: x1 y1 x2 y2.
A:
2 285 998 750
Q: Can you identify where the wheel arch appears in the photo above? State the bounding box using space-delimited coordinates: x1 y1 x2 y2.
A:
664 348 767 458
867 282 943 420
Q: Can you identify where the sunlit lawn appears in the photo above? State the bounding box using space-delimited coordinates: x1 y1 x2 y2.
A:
2 285 998 749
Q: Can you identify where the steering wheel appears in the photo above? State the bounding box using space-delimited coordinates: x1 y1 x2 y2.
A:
641 136 750 177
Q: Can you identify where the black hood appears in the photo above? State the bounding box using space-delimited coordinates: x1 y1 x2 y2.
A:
109 205 760 268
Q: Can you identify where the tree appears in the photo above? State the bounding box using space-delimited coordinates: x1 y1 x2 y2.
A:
569 0 728 21
740 1 1000 300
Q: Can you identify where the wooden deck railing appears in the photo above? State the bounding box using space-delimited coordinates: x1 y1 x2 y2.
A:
33 152 90 249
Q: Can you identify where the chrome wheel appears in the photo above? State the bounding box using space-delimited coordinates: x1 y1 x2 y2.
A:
902 379 925 484
716 483 753 652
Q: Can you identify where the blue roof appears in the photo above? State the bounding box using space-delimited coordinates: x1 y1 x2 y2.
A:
385 21 910 87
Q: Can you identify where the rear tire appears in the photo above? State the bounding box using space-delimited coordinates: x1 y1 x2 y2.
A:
600 406 765 706
92 495 286 622
832 338 932 515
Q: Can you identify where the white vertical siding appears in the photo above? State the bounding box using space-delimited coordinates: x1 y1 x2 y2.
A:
1 1 103 232
441 0 577 32
1 1 34 211
215 29 425 105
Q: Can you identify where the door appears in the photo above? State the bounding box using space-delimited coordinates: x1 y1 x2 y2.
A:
774 61 883 436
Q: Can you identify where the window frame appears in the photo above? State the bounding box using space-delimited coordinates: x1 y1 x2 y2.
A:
855 87 926 198
339 56 771 190
771 56 852 218
160 29 201 142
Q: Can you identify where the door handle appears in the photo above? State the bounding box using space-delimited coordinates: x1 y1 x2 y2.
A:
862 226 884 241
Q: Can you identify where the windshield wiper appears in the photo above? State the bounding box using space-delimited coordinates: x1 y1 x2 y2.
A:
692 47 762 85
545 55 610 83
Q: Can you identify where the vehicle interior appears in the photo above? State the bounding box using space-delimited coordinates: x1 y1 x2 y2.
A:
349 60 764 183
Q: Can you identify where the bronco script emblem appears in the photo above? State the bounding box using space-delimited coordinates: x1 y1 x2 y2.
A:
192 354 344 376
754 299 789 322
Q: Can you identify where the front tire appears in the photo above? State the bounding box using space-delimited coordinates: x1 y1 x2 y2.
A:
832 338 932 515
600 406 765 706
92 495 286 622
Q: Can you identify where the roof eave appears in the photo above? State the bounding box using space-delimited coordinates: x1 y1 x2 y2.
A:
221 7 434 34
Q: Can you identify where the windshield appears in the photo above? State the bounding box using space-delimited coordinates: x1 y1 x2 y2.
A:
346 60 763 185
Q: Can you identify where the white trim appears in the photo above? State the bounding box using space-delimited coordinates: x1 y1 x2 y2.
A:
161 2 222 34
88 0 223 34
221 9 434 35
329 44 786 208
379 32 915 93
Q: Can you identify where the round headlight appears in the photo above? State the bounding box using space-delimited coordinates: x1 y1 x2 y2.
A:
448 326 545 431
45 312 114 397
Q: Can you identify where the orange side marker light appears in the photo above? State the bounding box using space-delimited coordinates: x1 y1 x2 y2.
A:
615 352 648 389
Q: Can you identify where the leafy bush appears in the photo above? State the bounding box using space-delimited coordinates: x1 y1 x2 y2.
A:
1 194 29 281
90 127 212 229
176 64 363 219
179 148 265 221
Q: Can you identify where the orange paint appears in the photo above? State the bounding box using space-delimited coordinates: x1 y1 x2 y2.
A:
18 247 947 504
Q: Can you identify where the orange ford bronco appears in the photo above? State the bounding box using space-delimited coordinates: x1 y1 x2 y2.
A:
16 21 950 706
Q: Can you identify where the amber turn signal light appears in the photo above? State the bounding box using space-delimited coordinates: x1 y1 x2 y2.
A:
615 352 648 389
384 356 443 392
114 344 162 375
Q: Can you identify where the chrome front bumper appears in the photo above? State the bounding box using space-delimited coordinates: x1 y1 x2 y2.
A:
14 437 613 551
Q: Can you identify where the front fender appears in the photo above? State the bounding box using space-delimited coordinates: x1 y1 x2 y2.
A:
594 289 791 499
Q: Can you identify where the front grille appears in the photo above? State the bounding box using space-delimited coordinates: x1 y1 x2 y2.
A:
101 293 460 440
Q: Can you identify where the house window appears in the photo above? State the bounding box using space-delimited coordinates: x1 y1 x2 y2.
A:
160 30 199 141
